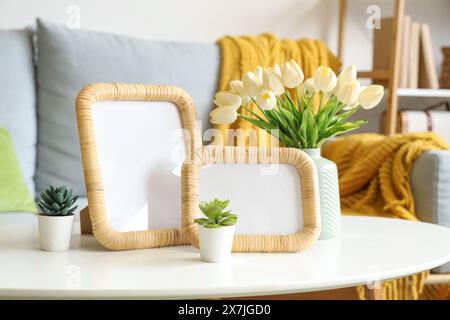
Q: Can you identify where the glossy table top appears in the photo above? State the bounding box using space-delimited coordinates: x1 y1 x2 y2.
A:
0 216 449 299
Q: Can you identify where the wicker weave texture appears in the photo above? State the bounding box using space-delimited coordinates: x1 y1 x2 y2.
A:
181 145 321 253
76 83 200 250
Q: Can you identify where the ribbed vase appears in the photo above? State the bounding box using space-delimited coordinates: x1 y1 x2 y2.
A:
302 148 341 240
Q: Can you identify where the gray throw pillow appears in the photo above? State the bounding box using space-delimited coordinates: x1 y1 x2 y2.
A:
0 29 37 196
36 19 219 196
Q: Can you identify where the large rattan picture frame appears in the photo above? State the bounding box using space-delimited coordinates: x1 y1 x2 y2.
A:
76 83 200 250
181 145 321 253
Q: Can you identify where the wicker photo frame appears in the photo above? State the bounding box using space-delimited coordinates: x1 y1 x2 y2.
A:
76 83 200 250
181 145 321 253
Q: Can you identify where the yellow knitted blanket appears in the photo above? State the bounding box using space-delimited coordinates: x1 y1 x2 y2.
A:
216 33 341 146
322 132 450 219
322 132 450 299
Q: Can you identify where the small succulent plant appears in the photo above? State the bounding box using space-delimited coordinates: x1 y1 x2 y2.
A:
194 198 238 228
37 186 78 216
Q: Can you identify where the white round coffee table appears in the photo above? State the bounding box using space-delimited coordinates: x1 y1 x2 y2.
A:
0 216 449 299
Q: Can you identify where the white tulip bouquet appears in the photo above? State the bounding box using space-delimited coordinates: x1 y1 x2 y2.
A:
210 61 384 148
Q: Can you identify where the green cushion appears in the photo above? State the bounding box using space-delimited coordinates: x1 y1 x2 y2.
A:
0 128 36 213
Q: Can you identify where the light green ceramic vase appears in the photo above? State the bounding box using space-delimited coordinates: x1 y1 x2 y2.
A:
302 148 341 240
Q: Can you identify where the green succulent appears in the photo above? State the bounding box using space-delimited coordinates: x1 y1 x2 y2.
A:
194 198 238 228
37 186 78 216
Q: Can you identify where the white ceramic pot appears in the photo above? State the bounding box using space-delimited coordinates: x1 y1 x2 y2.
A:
199 225 235 263
38 214 74 252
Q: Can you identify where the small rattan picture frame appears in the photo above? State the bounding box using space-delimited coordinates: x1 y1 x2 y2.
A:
181 145 321 253
76 83 200 250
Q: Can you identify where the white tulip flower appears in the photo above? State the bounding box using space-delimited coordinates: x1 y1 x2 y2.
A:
209 106 238 125
229 80 250 105
256 90 277 110
263 68 285 96
335 65 357 93
272 64 282 77
343 85 365 110
214 91 242 110
254 66 264 83
281 59 304 88
302 77 317 95
242 70 263 98
313 66 337 92
336 79 360 106
358 85 384 109
342 103 358 111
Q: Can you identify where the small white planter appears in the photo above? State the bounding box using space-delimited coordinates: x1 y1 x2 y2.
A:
199 225 235 263
38 214 74 252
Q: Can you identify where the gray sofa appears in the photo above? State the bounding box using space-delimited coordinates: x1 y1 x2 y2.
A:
0 19 448 272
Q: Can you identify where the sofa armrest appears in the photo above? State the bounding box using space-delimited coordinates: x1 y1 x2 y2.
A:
411 150 450 273
411 150 450 225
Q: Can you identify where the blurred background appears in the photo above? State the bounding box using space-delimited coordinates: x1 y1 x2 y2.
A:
2 0 449 133
0 0 448 71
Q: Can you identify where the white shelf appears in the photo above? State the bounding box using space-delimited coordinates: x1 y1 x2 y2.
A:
396 88 450 98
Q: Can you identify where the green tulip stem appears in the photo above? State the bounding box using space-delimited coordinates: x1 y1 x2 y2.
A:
241 104 266 122
318 91 324 113
295 87 302 109
250 98 273 119
307 92 315 108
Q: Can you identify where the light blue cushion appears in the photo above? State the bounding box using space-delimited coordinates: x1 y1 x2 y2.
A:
0 29 36 196
411 150 450 273
35 19 220 196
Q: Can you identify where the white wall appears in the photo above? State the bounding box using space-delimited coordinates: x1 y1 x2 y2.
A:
1 0 449 133
0 0 341 44
1 0 449 70
344 0 450 74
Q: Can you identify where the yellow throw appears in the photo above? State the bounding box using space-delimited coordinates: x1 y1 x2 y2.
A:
322 132 450 219
323 132 450 299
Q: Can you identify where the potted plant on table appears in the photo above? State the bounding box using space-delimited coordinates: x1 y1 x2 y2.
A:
37 186 78 252
194 198 238 263
209 62 384 240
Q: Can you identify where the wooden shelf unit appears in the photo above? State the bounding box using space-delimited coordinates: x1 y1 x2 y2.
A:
338 0 449 134
338 0 450 290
